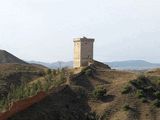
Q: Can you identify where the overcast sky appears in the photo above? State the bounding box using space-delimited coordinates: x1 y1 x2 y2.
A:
0 0 160 63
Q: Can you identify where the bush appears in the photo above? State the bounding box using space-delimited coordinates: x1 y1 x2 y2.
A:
47 69 52 74
130 75 148 89
144 86 154 91
85 69 92 76
60 71 65 81
154 91 160 99
121 85 132 94
93 85 106 99
136 90 145 98
81 67 93 76
52 69 57 76
138 75 147 81
123 104 131 111
86 112 99 120
141 97 148 103
152 99 160 107
44 80 50 92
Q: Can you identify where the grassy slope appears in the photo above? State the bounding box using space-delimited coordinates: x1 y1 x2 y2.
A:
0 63 46 98
8 63 160 120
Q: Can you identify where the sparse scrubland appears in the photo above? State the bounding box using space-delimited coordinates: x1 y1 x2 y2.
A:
1 61 160 120
0 64 46 98
0 67 67 111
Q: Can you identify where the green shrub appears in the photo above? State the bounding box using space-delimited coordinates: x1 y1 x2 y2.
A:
47 69 52 74
154 91 160 99
52 69 57 76
87 112 99 120
121 85 132 94
44 80 50 92
31 83 39 95
60 71 65 81
141 97 148 103
93 85 106 99
85 69 92 76
144 86 153 91
130 75 148 89
123 104 131 111
152 99 160 107
155 78 160 85
136 90 145 98
137 75 147 81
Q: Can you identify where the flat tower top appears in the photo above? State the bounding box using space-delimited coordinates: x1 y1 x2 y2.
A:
74 37 94 42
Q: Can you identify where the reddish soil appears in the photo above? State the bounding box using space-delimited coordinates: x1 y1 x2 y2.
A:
0 91 47 120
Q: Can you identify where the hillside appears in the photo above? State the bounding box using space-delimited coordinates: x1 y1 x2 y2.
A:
6 61 160 120
0 50 27 64
0 63 46 98
0 50 47 100
0 50 47 98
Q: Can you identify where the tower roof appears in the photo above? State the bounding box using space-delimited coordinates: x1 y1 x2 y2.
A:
74 37 94 42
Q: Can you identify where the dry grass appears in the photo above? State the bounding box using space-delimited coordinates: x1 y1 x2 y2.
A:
7 62 160 120
86 66 160 120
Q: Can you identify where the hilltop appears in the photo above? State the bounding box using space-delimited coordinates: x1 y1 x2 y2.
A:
0 50 27 64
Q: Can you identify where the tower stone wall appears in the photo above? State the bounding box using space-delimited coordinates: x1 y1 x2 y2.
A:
74 37 94 68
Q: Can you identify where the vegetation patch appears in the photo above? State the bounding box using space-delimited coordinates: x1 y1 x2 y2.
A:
154 91 160 99
0 69 68 111
121 84 132 94
92 85 106 99
85 69 93 76
81 66 96 77
101 110 112 120
124 74 160 108
123 104 131 111
86 112 100 120
152 99 160 108
135 90 145 98
140 97 148 103
0 64 46 99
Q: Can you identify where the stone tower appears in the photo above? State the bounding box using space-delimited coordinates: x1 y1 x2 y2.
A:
73 37 95 68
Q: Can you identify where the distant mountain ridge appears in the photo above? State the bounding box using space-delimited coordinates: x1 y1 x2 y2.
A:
0 50 27 64
106 60 160 70
29 60 160 70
